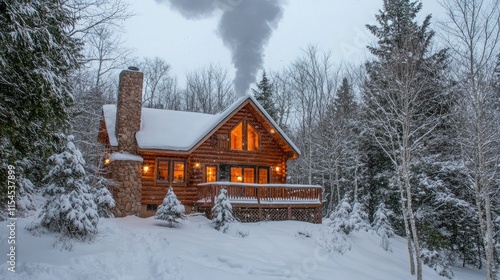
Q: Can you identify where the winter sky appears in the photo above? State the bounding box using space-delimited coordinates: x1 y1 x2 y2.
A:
124 0 446 93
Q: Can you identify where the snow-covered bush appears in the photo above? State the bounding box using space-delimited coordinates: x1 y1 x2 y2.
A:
372 202 394 251
350 201 370 232
29 136 99 241
16 175 37 217
89 175 115 218
212 188 234 233
330 194 353 234
314 226 351 254
155 187 186 227
420 248 454 279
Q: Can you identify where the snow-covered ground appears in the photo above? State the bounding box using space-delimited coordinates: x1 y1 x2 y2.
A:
1 215 484 280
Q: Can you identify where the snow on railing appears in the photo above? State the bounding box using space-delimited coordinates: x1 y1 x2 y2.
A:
197 182 322 205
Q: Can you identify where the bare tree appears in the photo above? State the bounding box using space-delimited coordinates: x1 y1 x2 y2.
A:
140 57 176 109
439 1 500 278
269 70 293 129
183 64 235 114
286 45 340 185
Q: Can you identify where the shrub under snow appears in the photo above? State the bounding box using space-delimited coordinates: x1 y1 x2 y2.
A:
212 188 234 233
372 202 395 251
330 194 353 234
89 175 115 218
155 187 187 227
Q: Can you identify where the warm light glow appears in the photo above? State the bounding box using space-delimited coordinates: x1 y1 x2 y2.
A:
194 162 200 168
230 122 243 150
143 165 149 173
104 158 110 165
247 124 259 150
237 176 243 182
275 166 280 172
270 129 275 134
206 166 217 182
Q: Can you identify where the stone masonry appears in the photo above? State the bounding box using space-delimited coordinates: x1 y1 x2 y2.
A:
116 69 143 154
111 68 143 217
109 160 142 217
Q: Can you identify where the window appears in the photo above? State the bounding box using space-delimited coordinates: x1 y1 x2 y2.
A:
157 160 169 182
147 204 158 211
206 166 217 182
230 121 260 151
258 167 269 184
156 159 186 184
230 167 256 183
244 168 255 183
247 124 259 150
231 167 243 182
173 161 185 183
230 122 243 150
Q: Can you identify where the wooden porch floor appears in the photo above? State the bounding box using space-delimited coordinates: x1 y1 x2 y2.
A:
195 182 323 224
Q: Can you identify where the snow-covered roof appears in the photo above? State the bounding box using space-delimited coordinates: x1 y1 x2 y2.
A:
102 95 300 155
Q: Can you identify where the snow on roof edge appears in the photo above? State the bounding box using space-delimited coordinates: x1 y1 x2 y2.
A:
109 152 143 162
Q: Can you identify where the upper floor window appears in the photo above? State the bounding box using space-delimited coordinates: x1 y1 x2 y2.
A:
230 122 243 150
247 124 259 151
230 121 260 151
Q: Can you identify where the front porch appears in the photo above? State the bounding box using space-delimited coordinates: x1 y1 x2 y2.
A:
195 182 323 224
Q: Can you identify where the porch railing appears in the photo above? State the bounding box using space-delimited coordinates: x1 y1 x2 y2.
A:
197 182 323 205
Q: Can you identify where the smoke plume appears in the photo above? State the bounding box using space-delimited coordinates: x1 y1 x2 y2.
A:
160 0 284 96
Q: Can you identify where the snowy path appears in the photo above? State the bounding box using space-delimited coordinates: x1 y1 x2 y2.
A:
1 216 484 280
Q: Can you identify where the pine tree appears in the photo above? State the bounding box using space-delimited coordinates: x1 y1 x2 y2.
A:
372 202 395 251
349 200 370 232
372 202 394 238
252 70 278 121
89 175 115 218
31 136 99 240
329 194 353 235
155 187 187 227
363 1 449 278
0 0 82 211
212 188 234 233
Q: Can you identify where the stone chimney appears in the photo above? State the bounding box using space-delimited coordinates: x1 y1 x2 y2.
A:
110 67 143 217
115 67 143 154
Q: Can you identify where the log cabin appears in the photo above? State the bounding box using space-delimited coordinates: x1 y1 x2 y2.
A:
98 67 322 223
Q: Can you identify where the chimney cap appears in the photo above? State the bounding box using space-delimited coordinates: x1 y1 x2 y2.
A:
127 66 139 71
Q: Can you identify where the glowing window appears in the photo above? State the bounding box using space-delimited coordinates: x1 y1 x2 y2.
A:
258 168 269 184
231 167 243 182
230 122 243 150
172 161 185 183
157 160 169 182
247 124 259 151
244 168 255 183
206 166 217 182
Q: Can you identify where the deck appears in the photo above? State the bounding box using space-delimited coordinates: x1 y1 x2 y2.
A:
195 182 323 224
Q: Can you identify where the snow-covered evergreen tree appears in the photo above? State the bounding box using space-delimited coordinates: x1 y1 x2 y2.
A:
212 188 234 233
420 248 454 279
155 187 186 227
372 202 395 251
252 70 278 121
89 175 115 218
372 202 394 238
330 194 353 234
30 136 99 240
349 200 370 232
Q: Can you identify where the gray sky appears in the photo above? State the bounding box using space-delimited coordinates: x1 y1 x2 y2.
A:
124 0 446 92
